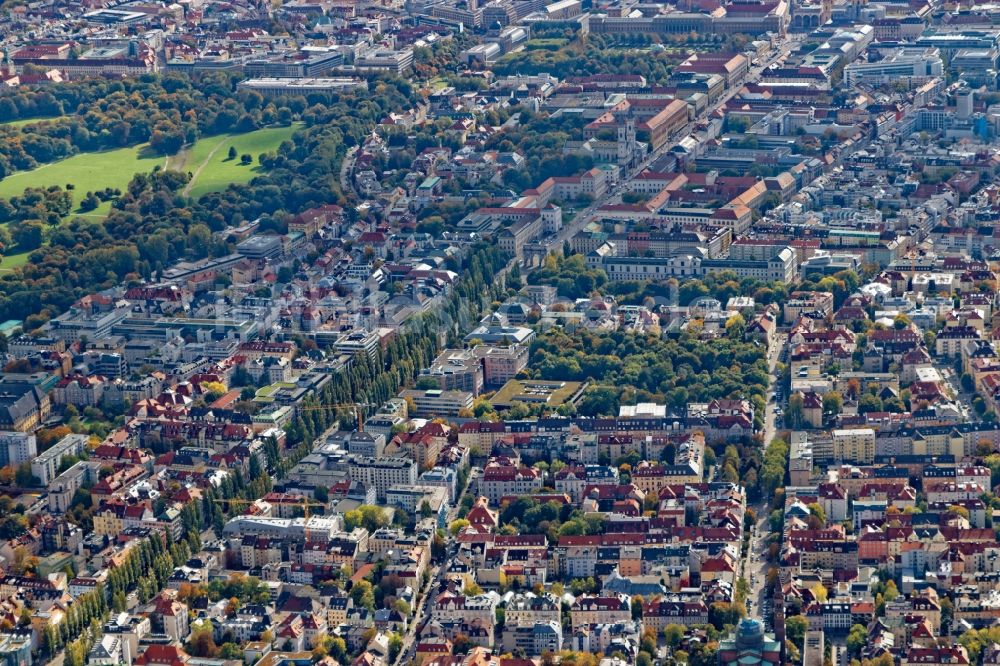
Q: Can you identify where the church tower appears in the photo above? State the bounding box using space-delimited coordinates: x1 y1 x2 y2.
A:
773 583 787 663
613 103 637 168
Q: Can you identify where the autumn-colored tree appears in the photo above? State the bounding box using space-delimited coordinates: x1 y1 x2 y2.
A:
449 518 470 536
177 582 208 602
200 381 227 398
464 576 483 596
786 615 808 648
36 426 72 451
186 625 218 658
224 596 239 616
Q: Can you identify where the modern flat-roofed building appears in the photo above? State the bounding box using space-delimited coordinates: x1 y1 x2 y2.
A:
31 434 88 485
385 484 448 516
333 330 382 362
420 349 485 396
463 320 535 346
832 428 876 464
354 49 414 74
397 388 474 417
237 78 367 97
475 345 529 389
0 633 32 666
244 48 344 77
914 30 1000 58
346 456 418 502
844 48 943 85
48 301 131 342
83 9 149 24
236 235 283 261
0 432 37 467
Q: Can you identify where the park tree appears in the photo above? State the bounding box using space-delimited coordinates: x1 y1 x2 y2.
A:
12 221 43 251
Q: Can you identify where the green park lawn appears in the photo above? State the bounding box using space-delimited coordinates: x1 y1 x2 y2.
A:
0 249 31 273
0 115 65 128
525 38 570 50
0 142 163 273
168 123 300 199
427 76 450 92
0 123 300 273
0 123 300 211
0 143 165 215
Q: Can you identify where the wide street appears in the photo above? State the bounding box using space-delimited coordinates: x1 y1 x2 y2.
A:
390 33 802 659
740 330 786 621
744 501 772 623
762 331 787 448
394 475 469 665
547 36 801 252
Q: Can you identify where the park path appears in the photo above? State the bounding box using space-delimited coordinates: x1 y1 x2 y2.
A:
181 137 226 197
0 157 59 185
164 148 187 172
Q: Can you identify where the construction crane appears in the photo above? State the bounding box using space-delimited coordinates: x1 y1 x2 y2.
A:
291 497 327 521
214 496 327 520
294 402 377 432
213 497 255 515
